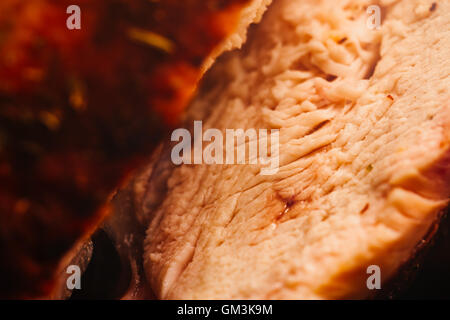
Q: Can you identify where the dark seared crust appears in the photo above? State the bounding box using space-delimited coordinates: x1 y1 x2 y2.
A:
0 0 250 298
374 207 450 300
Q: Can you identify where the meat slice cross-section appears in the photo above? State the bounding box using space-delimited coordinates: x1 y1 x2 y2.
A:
141 0 450 299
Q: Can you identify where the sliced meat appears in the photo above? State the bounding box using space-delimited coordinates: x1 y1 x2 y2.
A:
0 0 271 299
141 0 450 299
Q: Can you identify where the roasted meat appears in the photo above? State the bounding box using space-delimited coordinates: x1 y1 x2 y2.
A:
137 0 450 299
0 0 271 298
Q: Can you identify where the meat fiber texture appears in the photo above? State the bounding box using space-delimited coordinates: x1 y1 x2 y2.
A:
140 0 450 299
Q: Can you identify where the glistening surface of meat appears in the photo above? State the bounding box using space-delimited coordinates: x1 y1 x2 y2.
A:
0 0 271 298
140 0 450 299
